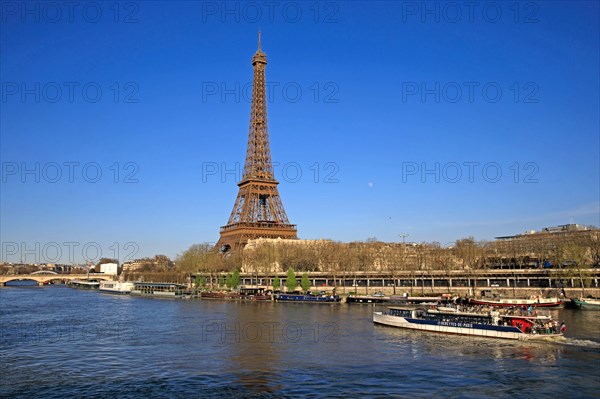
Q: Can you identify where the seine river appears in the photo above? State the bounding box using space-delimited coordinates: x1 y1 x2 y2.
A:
1 285 599 398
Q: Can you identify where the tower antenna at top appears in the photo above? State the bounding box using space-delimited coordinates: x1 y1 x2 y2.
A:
258 30 262 50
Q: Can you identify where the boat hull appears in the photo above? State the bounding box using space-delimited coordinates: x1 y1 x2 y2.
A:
347 295 453 305
99 289 131 294
347 295 389 304
201 292 240 300
275 294 341 303
568 298 600 309
67 280 99 290
130 290 190 298
241 295 272 301
200 292 272 301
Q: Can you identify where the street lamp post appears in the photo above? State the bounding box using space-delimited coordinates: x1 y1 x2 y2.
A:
398 234 409 295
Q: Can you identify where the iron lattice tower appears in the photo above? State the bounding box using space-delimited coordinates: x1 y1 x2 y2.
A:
216 34 297 251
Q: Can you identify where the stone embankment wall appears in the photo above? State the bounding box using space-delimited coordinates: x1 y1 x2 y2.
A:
329 286 600 298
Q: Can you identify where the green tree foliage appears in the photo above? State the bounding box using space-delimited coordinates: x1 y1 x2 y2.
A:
273 276 281 291
231 269 240 289
301 272 311 293
286 268 297 292
194 275 206 288
224 271 241 289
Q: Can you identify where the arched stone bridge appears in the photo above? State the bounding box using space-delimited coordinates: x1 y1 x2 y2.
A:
0 273 115 286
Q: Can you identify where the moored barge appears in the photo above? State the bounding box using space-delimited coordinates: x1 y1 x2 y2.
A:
67 279 100 290
275 291 341 303
130 282 190 298
346 293 389 304
469 296 563 308
347 293 454 305
99 281 134 294
239 287 272 301
200 288 272 301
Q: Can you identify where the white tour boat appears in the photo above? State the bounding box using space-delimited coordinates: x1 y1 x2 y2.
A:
373 306 565 341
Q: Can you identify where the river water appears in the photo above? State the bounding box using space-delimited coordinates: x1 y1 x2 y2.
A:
1 285 599 398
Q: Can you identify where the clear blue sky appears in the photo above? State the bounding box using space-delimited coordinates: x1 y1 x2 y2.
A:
1 1 599 264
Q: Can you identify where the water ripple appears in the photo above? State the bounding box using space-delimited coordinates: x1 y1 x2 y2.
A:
1 287 599 398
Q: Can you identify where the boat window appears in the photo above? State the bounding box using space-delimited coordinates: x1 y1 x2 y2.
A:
389 309 411 317
424 313 491 325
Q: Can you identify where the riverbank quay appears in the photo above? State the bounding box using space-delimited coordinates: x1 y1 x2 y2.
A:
5 269 599 299
190 269 600 298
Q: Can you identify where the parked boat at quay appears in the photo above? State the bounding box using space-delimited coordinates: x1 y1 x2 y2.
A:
200 289 337 302
347 293 454 305
469 296 563 308
373 305 566 341
99 281 134 294
200 291 240 300
567 297 600 309
130 282 191 298
239 287 272 301
347 293 389 304
199 288 272 301
275 291 341 303
67 280 99 290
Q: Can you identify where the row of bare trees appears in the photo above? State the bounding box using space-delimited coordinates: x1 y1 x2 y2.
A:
174 231 598 277
116 229 599 288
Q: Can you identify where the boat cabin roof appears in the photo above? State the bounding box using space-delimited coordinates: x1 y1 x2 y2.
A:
133 282 186 288
239 287 265 294
499 314 552 321
428 309 491 318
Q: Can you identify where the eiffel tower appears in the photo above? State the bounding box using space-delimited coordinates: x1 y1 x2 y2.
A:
216 33 297 252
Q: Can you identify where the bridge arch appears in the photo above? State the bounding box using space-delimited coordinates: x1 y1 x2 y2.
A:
0 274 115 286
2 277 42 286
